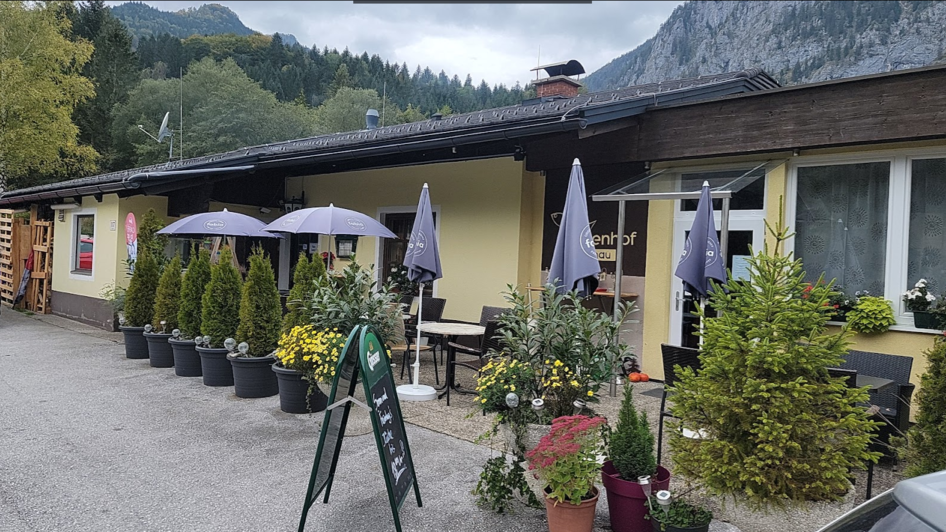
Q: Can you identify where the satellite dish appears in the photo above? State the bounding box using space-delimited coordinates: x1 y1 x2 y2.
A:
157 112 171 142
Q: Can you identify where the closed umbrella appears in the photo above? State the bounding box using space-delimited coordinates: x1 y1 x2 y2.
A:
548 158 601 296
674 181 726 298
397 184 442 402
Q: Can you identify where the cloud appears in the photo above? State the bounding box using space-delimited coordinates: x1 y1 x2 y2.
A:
107 1 683 87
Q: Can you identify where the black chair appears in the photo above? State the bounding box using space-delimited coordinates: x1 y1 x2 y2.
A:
826 366 881 499
448 306 511 355
445 320 505 406
657 344 702 465
402 297 447 383
838 350 915 444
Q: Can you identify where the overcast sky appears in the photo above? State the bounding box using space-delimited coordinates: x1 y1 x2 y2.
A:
105 1 684 88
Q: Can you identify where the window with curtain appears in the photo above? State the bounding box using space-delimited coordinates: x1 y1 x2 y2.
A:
908 158 946 294
794 162 890 296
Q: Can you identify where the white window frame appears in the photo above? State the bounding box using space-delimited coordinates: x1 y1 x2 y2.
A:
69 208 96 281
786 146 946 332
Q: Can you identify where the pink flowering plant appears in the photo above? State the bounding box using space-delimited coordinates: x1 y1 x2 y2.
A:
525 415 608 505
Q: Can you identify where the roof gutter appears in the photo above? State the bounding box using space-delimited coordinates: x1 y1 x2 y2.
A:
123 165 257 187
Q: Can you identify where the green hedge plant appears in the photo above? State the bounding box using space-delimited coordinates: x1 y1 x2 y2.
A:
152 253 182 332
609 384 657 480
903 337 946 476
178 246 211 339
200 247 242 348
668 219 880 505
236 248 282 357
282 252 326 334
123 249 160 327
307 259 399 342
847 295 897 334
137 208 169 269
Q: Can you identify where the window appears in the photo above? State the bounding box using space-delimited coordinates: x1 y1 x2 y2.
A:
795 162 890 296
908 158 946 296
73 214 95 274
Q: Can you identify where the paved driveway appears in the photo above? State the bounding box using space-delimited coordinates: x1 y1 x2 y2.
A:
0 310 552 532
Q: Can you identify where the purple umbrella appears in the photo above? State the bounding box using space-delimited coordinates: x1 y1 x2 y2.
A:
262 204 396 238
548 158 601 296
157 209 279 238
674 181 726 297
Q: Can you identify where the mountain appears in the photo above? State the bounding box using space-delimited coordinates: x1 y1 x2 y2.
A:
110 2 254 39
585 1 946 91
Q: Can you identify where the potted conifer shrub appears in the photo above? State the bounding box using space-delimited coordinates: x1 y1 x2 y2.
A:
230 247 282 398
281 252 326 334
144 253 182 368
901 336 946 476
171 246 211 377
602 384 671 532
667 220 879 529
197 247 242 387
120 249 160 359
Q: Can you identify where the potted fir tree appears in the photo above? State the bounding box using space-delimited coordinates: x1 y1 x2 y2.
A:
120 249 160 359
197 247 242 387
526 414 608 532
144 253 182 368
171 246 211 377
602 385 671 532
281 252 326 334
901 336 946 476
230 248 282 398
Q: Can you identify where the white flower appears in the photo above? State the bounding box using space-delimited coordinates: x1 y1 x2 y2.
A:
917 279 928 287
927 294 937 302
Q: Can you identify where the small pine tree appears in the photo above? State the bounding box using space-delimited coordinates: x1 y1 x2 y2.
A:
152 253 182 331
137 208 169 269
282 252 327 333
178 246 211 339
609 384 657 480
236 247 282 356
903 337 946 477
200 247 242 348
668 218 880 505
123 249 160 327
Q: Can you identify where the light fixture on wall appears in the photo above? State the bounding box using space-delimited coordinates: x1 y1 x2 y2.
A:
792 148 801 157
279 191 305 213
51 202 79 222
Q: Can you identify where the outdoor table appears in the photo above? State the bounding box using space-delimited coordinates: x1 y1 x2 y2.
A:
527 286 638 311
417 322 485 399
857 374 896 396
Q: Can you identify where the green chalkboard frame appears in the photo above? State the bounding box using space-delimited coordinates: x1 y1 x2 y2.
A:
297 324 422 532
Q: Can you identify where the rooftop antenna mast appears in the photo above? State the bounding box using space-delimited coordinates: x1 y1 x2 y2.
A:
137 111 174 163
180 67 184 160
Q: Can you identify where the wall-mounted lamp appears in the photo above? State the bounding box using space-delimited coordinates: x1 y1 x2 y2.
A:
513 145 526 161
280 192 305 213
792 148 800 157
51 202 79 222
259 207 271 214
644 161 651 171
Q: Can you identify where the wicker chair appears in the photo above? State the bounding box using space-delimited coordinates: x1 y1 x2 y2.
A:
657 344 702 465
445 319 505 406
838 350 915 441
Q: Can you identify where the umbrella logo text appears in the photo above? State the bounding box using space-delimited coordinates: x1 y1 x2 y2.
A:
346 218 366 232
203 219 226 230
406 231 428 257
280 214 301 227
580 225 597 259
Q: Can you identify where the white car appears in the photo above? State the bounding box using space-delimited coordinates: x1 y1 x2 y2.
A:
816 470 946 532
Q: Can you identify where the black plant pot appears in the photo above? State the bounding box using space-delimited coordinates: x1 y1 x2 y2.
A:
651 520 709 532
229 354 278 398
273 365 328 413
913 310 937 329
120 326 149 359
170 338 202 377
143 332 174 368
197 346 234 387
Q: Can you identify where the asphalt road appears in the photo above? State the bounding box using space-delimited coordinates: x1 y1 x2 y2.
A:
0 310 552 532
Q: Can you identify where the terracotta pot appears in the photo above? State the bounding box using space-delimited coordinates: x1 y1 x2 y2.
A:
601 461 671 532
544 486 599 532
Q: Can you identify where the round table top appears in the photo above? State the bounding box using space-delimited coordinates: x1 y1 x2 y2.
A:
416 322 485 336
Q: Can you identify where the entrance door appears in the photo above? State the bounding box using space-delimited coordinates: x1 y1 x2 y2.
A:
380 211 436 297
669 219 764 348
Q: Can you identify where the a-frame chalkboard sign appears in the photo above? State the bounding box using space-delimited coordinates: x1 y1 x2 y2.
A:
298 324 422 532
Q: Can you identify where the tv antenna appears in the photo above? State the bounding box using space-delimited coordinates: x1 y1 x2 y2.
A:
138 111 174 163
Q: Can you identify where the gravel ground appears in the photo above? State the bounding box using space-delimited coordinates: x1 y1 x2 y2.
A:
1 309 905 532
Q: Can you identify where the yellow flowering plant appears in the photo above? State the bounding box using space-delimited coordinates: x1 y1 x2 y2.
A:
274 325 347 383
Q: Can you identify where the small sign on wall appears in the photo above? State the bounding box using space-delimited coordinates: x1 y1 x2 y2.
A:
110 220 117 231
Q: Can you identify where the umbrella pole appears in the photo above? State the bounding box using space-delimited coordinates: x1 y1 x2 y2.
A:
412 283 424 388
609 200 627 398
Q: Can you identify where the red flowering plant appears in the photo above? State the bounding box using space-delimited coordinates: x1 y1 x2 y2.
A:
525 415 608 505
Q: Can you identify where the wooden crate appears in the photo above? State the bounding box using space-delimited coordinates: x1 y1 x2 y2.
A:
0 210 13 306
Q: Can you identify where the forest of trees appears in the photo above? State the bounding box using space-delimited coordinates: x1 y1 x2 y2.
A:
0 1 534 191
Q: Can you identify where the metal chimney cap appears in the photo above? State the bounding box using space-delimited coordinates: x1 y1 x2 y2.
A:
366 108 379 130
431 113 443 121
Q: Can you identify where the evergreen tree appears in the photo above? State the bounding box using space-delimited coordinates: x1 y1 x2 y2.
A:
282 252 327 334
903 337 946 476
137 209 168 269
124 249 160 327
152 253 182 331
178 246 211 339
609 384 658 480
668 219 880 504
236 248 282 356
200 247 242 348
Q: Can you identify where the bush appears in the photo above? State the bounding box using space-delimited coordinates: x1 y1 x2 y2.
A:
847 296 896 334
668 220 880 505
236 248 282 357
151 254 182 331
178 246 211 339
525 415 608 505
903 337 946 477
282 252 326 334
610 384 657 480
123 249 160 327
200 247 242 348
274 325 346 382
307 259 399 342
137 208 169 269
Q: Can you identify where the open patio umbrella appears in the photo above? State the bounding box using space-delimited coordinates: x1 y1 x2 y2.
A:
396 184 442 402
548 158 601 296
674 181 726 298
262 204 396 239
157 209 279 239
